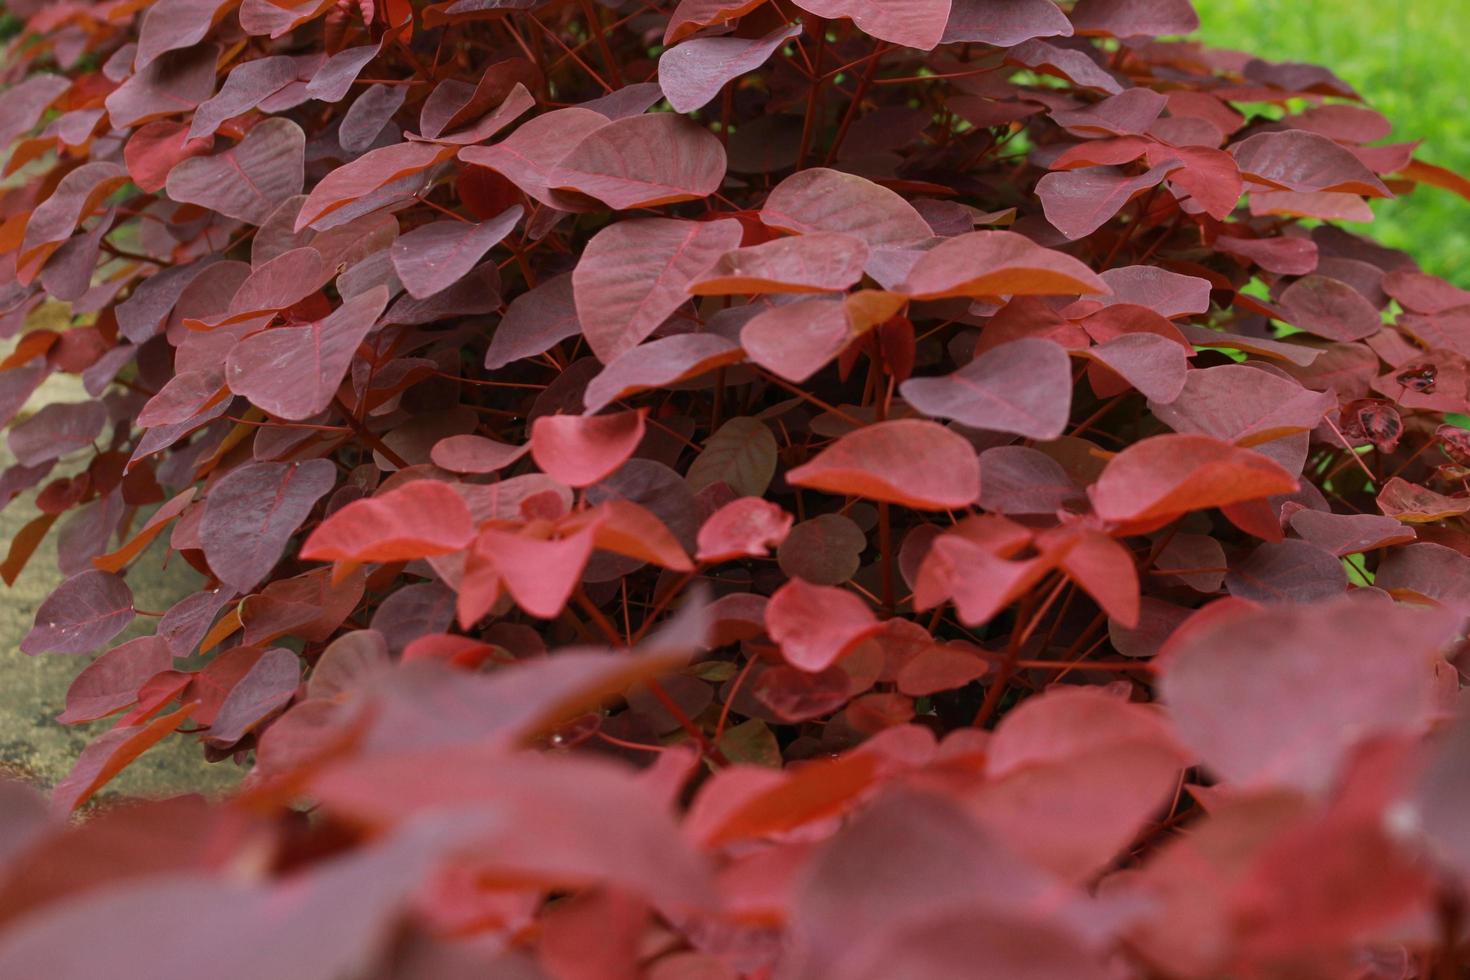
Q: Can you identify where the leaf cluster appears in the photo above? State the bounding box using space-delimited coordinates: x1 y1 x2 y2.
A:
3 0 1470 975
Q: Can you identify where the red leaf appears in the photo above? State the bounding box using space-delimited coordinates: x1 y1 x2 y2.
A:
583 333 743 414
1376 476 1470 523
302 480 475 562
1082 333 1189 403
52 703 198 812
460 523 599 622
1036 160 1180 240
1089 434 1299 527
787 420 980 511
766 579 882 672
311 748 712 908
206 647 301 745
1224 539 1347 604
188 53 320 140
1278 274 1384 342
296 141 455 231
1069 0 1198 37
57 636 174 724
740 297 853 382
124 121 214 193
1094 265 1212 319
942 0 1073 45
895 643 989 696
429 434 528 475
103 45 220 129
1231 130 1390 197
484 273 581 370
702 748 882 845
1151 363 1335 452
1287 508 1415 556
690 231 869 296
760 167 931 249
793 0 953 50
459 107 609 208
753 663 853 722
17 163 129 282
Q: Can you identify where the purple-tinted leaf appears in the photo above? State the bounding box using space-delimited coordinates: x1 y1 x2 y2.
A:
390 207 521 300
794 0 953 50
1037 160 1180 240
943 0 1073 45
1231 130 1390 197
188 54 320 140
1070 0 1199 37
200 460 338 593
58 636 174 724
104 44 220 130
485 273 581 370
21 570 134 655
573 217 743 363
340 84 407 154
550 113 727 210
583 333 742 414
304 43 384 104
8 401 106 467
1095 265 1211 318
979 446 1083 515
167 118 306 224
0 75 71 149
901 338 1073 439
659 24 802 114
207 647 301 745
225 286 390 420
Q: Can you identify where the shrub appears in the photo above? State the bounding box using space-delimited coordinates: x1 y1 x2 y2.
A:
3 0 1470 975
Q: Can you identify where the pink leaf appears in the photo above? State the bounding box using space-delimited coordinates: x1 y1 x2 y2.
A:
530 409 647 488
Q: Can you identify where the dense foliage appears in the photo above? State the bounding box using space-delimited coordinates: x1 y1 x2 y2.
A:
4 0 1470 975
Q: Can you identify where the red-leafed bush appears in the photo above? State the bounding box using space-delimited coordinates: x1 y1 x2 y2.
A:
5 0 1470 974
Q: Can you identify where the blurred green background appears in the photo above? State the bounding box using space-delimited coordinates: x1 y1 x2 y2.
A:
1193 0 1470 284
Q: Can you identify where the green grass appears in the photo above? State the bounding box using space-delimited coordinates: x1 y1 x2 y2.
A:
1192 0 1470 285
